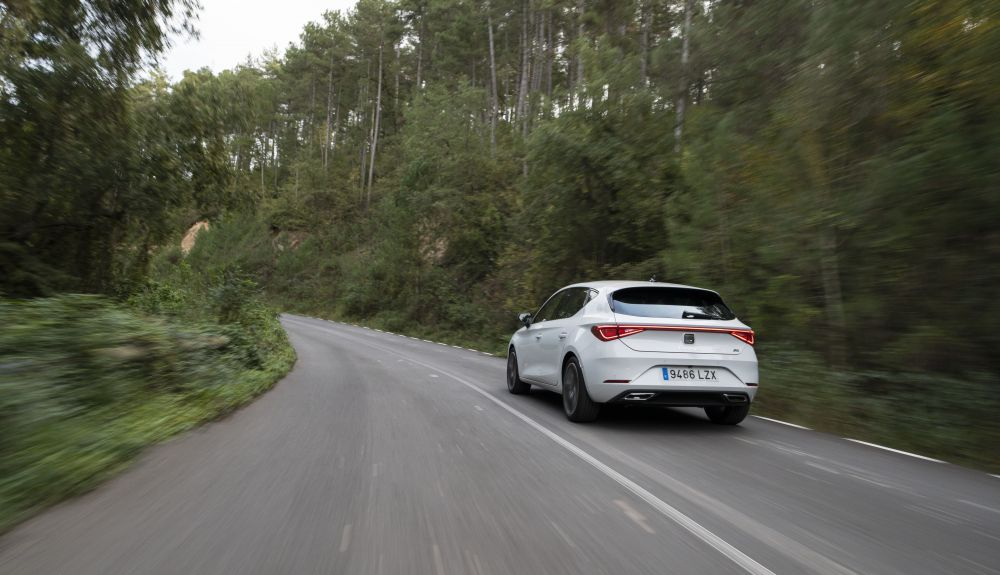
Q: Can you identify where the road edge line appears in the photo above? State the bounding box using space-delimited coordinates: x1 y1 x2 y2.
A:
843 439 945 463
752 416 810 430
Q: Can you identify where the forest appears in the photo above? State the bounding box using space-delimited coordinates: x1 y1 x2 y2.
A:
1 0 999 490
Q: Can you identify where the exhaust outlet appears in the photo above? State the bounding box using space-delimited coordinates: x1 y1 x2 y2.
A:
722 394 748 404
623 392 656 401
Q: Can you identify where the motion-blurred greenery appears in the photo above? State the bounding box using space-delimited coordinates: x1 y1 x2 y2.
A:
0 274 295 532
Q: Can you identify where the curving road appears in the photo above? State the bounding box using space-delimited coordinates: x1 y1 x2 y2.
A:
1 314 998 574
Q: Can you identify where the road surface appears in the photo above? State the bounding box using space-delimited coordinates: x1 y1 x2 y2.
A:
1 314 998 574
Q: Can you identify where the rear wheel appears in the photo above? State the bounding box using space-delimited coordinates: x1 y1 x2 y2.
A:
506 350 530 394
704 404 750 425
562 357 600 422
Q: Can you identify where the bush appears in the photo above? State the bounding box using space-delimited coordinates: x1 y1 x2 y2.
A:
0 290 294 532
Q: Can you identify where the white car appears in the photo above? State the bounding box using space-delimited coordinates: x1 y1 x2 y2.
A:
506 281 758 424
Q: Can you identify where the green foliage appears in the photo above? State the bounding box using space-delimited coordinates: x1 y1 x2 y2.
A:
0 290 294 532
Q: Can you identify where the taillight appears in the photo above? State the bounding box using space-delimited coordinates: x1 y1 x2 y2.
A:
591 325 646 341
591 324 755 346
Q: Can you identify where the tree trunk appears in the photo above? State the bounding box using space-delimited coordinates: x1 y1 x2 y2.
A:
324 55 334 171
394 42 400 125
416 18 424 90
518 0 532 176
674 0 692 153
367 42 384 208
309 81 316 141
331 86 341 155
488 10 499 158
531 11 543 94
639 0 649 86
576 0 584 99
515 0 530 125
545 10 553 105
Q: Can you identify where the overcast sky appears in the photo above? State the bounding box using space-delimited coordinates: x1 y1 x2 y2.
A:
160 0 357 80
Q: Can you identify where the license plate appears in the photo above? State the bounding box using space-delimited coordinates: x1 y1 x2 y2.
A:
662 367 718 381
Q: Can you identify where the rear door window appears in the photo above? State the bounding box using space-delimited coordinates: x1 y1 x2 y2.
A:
611 287 736 320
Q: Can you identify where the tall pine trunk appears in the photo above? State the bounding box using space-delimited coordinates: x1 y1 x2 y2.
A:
488 10 498 157
367 42 384 207
674 0 692 153
639 1 650 86
324 55 334 172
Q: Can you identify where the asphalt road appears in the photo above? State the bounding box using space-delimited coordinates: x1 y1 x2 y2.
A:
2 314 999 575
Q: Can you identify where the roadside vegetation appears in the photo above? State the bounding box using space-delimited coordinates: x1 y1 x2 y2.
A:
0 277 294 532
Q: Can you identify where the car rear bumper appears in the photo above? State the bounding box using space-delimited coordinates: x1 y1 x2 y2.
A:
579 340 759 404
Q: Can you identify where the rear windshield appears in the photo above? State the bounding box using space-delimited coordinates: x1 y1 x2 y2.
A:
611 287 736 320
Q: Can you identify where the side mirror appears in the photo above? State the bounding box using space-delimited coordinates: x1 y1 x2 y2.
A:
517 312 532 328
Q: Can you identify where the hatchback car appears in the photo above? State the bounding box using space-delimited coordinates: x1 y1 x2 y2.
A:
506 281 758 423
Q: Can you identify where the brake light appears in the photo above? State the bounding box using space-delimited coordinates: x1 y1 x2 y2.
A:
591 324 755 345
591 325 646 341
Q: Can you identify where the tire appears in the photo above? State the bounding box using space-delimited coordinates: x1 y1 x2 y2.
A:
704 404 750 425
562 356 600 422
506 349 530 394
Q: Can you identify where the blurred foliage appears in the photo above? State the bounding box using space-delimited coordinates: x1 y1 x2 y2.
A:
0 278 294 532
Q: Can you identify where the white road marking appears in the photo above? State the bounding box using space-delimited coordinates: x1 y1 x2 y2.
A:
958 499 1000 515
339 524 352 552
844 439 945 463
991 474 1000 480
753 416 810 430
372 354 776 574
473 405 483 412
429 374 439 378
481 352 493 356
286 317 787 575
614 499 656 534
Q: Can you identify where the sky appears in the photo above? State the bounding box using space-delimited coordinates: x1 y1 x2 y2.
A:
160 0 357 80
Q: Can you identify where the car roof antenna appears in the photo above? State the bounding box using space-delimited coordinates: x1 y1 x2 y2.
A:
649 275 656 282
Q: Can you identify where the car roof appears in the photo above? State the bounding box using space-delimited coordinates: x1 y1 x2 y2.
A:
564 280 711 292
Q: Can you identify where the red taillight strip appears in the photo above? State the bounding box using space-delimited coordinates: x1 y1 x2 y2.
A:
591 324 755 346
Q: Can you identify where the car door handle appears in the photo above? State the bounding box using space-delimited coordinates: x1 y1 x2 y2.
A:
559 332 567 339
